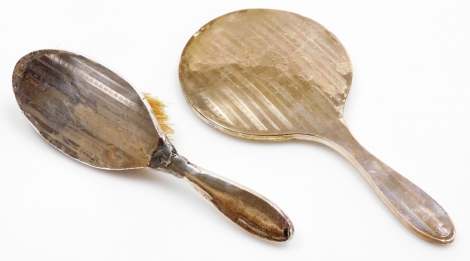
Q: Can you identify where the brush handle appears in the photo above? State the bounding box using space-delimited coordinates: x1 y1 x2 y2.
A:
322 127 455 244
163 154 293 242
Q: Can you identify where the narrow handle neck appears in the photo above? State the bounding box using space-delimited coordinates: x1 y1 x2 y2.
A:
302 123 455 244
150 144 294 242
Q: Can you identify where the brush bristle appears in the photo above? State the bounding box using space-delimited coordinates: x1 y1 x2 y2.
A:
143 93 174 135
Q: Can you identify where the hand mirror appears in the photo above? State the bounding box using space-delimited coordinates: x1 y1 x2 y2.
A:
178 9 454 244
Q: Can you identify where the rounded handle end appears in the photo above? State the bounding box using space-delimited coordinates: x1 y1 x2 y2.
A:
161 154 294 242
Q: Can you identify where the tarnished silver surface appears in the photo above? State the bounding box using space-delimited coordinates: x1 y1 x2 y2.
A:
179 9 455 244
13 50 161 169
13 49 294 242
157 152 294 241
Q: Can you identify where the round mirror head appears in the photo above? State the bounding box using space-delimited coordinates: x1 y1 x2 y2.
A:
179 9 352 140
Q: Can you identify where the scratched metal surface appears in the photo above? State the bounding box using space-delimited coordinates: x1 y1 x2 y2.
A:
179 9 352 139
13 50 160 169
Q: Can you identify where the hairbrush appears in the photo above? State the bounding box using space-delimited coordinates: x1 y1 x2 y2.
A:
12 49 294 242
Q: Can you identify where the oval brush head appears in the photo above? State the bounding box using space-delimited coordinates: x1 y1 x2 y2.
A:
143 93 174 135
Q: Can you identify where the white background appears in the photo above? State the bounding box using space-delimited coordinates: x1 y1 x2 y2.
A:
1 1 469 260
